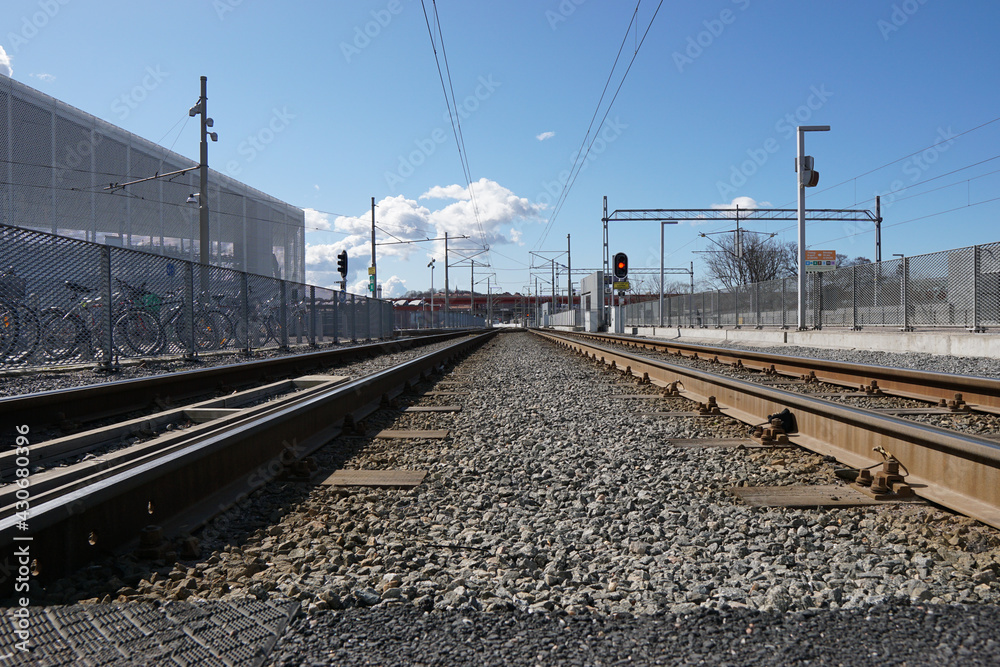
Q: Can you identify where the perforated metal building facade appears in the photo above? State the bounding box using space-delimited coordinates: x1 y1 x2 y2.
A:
0 74 304 283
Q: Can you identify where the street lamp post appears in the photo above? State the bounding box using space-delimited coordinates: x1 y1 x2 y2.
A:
796 125 830 330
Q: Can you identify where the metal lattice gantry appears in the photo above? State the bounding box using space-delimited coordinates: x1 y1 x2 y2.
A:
601 196 883 284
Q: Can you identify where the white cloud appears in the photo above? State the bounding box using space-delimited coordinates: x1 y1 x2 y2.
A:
380 275 407 297
421 184 470 201
510 228 523 245
0 46 12 77
30 72 54 82
536 131 555 141
304 208 331 232
711 196 770 211
305 179 545 290
313 184 320 191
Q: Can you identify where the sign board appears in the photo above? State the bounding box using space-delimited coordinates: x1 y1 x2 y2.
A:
612 281 630 290
805 250 836 272
367 266 376 276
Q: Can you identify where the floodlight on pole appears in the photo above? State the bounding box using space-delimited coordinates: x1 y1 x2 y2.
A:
796 125 829 330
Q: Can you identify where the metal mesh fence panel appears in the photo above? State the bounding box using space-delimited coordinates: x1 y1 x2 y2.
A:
110 246 181 359
758 279 783 327
976 243 1000 328
0 226 107 366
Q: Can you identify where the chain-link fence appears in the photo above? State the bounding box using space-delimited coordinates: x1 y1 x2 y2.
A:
0 223 396 369
621 242 1000 331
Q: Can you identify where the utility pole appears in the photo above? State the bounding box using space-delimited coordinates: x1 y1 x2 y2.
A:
370 196 376 299
444 232 449 327
567 234 572 316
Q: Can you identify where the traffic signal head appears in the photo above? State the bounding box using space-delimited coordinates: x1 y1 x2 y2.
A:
337 250 348 277
613 252 628 279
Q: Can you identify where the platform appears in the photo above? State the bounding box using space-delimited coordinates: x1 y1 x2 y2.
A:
630 326 1000 359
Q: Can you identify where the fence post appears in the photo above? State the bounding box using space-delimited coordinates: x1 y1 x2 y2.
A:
815 272 823 330
781 279 787 329
900 257 912 332
970 245 983 332
734 285 741 329
852 266 860 330
755 282 762 329
98 246 114 370
332 291 339 344
279 279 289 349
378 296 384 339
350 293 357 343
240 272 250 353
183 261 196 360
309 285 317 347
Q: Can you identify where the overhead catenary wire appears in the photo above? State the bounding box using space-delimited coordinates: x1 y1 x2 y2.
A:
535 0 665 250
419 0 490 266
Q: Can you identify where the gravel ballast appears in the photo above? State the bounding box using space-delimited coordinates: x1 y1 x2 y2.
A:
17 330 1000 664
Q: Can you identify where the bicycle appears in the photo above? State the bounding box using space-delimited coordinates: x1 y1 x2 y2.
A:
157 287 236 353
40 279 165 361
0 267 41 363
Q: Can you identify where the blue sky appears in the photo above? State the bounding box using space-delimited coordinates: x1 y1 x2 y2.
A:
3 0 999 297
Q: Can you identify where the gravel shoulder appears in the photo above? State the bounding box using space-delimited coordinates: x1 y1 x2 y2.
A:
16 330 1000 665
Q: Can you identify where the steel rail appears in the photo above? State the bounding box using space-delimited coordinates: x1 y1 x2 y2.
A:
1 331 496 584
566 331 1000 414
535 330 1000 531
0 331 475 428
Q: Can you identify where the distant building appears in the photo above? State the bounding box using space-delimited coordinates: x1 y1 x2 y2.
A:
0 74 304 282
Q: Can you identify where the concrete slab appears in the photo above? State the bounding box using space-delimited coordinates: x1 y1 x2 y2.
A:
729 484 925 507
375 429 450 439
319 469 427 488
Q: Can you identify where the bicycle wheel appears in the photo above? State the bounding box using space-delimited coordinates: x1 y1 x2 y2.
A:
6 304 41 363
0 301 16 359
116 309 165 356
263 315 284 347
202 309 235 349
40 307 83 360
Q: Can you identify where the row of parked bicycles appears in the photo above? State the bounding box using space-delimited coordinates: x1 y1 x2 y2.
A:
0 267 294 363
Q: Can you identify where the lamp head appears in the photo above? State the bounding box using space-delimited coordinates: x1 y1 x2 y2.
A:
186 193 200 204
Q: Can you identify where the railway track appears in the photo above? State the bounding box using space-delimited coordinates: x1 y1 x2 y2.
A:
5 329 1000 666
0 330 497 585
536 329 1000 531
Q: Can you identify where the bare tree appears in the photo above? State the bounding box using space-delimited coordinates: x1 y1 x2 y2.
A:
703 232 797 289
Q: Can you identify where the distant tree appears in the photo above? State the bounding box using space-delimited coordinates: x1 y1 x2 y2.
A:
703 232 797 289
841 256 873 267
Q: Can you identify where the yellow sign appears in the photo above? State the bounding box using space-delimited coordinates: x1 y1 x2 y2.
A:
804 249 836 272
367 267 376 275
612 281 630 290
